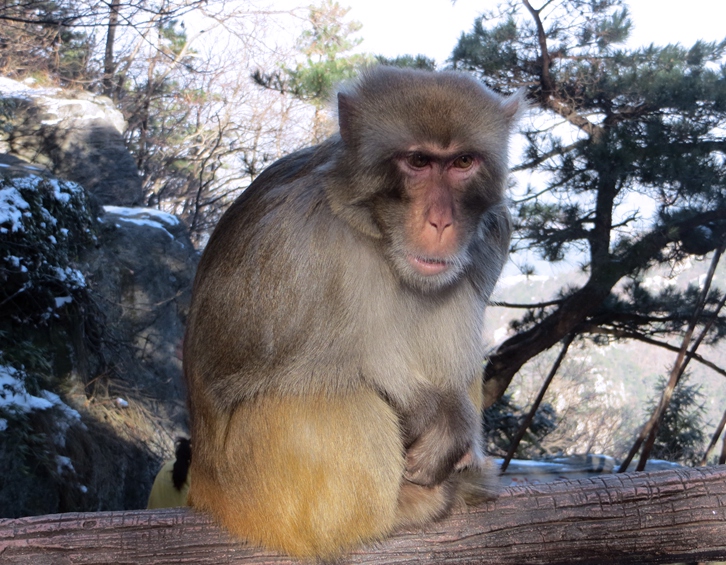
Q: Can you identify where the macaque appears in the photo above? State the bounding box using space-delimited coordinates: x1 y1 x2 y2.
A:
184 66 522 559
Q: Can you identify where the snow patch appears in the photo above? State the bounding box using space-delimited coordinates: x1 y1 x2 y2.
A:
55 455 75 475
103 206 180 239
54 296 73 308
492 326 509 344
0 77 125 132
1 175 84 235
0 365 54 413
0 364 81 432
52 266 86 288
0 76 59 100
0 186 31 232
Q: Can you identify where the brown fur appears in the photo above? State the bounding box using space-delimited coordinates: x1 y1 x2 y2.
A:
185 66 521 559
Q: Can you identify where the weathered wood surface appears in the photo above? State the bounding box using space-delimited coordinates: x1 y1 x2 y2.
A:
2 466 726 564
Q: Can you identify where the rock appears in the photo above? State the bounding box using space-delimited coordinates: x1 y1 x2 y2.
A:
85 205 198 429
0 76 143 206
0 166 198 516
0 76 199 516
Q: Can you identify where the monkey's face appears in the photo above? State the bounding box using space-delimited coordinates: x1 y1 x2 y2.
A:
373 143 502 294
333 67 522 294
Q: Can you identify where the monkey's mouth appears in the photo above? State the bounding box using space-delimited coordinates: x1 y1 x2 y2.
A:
408 255 451 276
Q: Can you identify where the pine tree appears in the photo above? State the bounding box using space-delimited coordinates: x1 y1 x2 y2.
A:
647 375 706 466
253 0 372 142
449 0 726 406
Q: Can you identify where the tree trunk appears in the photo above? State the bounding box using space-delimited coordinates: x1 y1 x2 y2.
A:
2 466 726 564
102 0 121 97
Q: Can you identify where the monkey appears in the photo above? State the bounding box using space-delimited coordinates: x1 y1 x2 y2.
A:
184 66 522 559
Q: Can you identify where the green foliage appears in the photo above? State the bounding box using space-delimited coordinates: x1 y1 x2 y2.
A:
608 279 726 344
253 0 372 110
0 171 166 517
284 0 370 106
0 0 93 83
647 375 706 465
0 173 95 503
158 19 189 59
375 54 437 71
0 343 86 518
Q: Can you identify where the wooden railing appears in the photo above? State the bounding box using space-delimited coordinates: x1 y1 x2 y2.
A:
2 466 726 564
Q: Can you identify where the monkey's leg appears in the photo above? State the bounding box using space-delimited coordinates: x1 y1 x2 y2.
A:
189 388 404 560
453 377 499 507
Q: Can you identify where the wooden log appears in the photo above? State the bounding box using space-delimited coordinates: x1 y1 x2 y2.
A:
2 466 726 564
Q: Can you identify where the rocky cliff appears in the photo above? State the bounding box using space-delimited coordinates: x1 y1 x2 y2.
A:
0 76 143 207
0 77 197 517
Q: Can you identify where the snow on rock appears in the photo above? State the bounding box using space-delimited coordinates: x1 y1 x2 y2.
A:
0 362 81 438
0 364 54 413
0 77 59 100
0 76 125 133
0 175 84 234
52 266 86 289
0 76 143 206
54 296 73 308
103 206 180 239
55 454 75 475
0 185 30 232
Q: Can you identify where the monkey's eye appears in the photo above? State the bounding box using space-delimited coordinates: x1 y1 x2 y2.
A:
452 155 475 169
406 153 431 169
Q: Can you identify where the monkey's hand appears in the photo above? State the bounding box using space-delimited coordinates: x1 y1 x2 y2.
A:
453 444 486 472
454 455 500 507
403 424 473 487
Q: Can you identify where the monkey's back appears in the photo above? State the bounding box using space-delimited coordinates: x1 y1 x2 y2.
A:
185 141 371 402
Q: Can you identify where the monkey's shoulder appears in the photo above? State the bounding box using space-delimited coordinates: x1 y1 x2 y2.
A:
195 153 357 310
250 145 329 191
211 142 341 235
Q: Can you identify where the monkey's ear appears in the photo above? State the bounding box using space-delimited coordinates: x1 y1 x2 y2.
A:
502 89 528 123
337 92 355 145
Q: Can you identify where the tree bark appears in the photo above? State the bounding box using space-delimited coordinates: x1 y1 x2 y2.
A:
102 0 121 97
2 466 726 564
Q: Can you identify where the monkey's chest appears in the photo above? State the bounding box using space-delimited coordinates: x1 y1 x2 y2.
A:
355 295 485 396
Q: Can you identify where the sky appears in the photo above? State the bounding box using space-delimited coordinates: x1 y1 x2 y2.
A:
339 0 726 65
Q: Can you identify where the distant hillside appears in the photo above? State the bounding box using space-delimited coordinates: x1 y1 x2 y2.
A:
486 254 726 459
